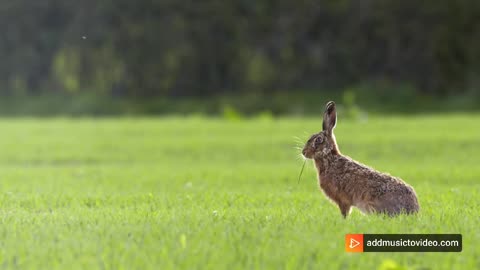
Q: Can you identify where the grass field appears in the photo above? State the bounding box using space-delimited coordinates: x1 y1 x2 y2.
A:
0 115 478 269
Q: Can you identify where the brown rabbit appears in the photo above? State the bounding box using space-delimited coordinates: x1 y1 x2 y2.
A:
302 101 419 218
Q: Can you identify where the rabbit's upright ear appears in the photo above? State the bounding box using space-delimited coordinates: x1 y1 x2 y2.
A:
322 101 337 135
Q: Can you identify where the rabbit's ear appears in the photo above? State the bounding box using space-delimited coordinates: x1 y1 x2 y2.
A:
322 101 337 135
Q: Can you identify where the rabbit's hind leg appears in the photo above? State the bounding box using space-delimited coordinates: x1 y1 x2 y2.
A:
338 202 352 218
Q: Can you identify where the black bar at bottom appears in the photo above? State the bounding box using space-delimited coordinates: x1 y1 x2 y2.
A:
363 234 462 252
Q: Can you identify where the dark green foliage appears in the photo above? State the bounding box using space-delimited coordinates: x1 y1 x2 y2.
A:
0 0 479 99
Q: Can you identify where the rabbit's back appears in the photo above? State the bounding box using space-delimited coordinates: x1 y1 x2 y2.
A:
319 155 419 215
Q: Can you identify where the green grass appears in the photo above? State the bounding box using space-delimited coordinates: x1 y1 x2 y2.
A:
0 115 478 269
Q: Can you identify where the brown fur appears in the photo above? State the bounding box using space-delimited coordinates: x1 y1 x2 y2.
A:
302 101 419 218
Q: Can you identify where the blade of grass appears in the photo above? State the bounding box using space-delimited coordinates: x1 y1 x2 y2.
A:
298 159 306 184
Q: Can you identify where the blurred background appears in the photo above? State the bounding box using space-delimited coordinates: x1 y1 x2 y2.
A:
1 0 480 116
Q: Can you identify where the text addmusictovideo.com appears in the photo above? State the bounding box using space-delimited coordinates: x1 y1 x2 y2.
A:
345 234 462 252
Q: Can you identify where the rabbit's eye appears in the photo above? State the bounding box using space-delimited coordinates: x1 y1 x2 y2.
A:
314 137 323 145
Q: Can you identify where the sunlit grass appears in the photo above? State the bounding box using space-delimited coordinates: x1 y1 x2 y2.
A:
0 115 477 269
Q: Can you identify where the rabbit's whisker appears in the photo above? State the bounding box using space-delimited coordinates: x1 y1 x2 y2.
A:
293 136 305 143
295 153 305 161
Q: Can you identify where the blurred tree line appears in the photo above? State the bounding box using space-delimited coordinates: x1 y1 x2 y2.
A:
1 0 480 99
